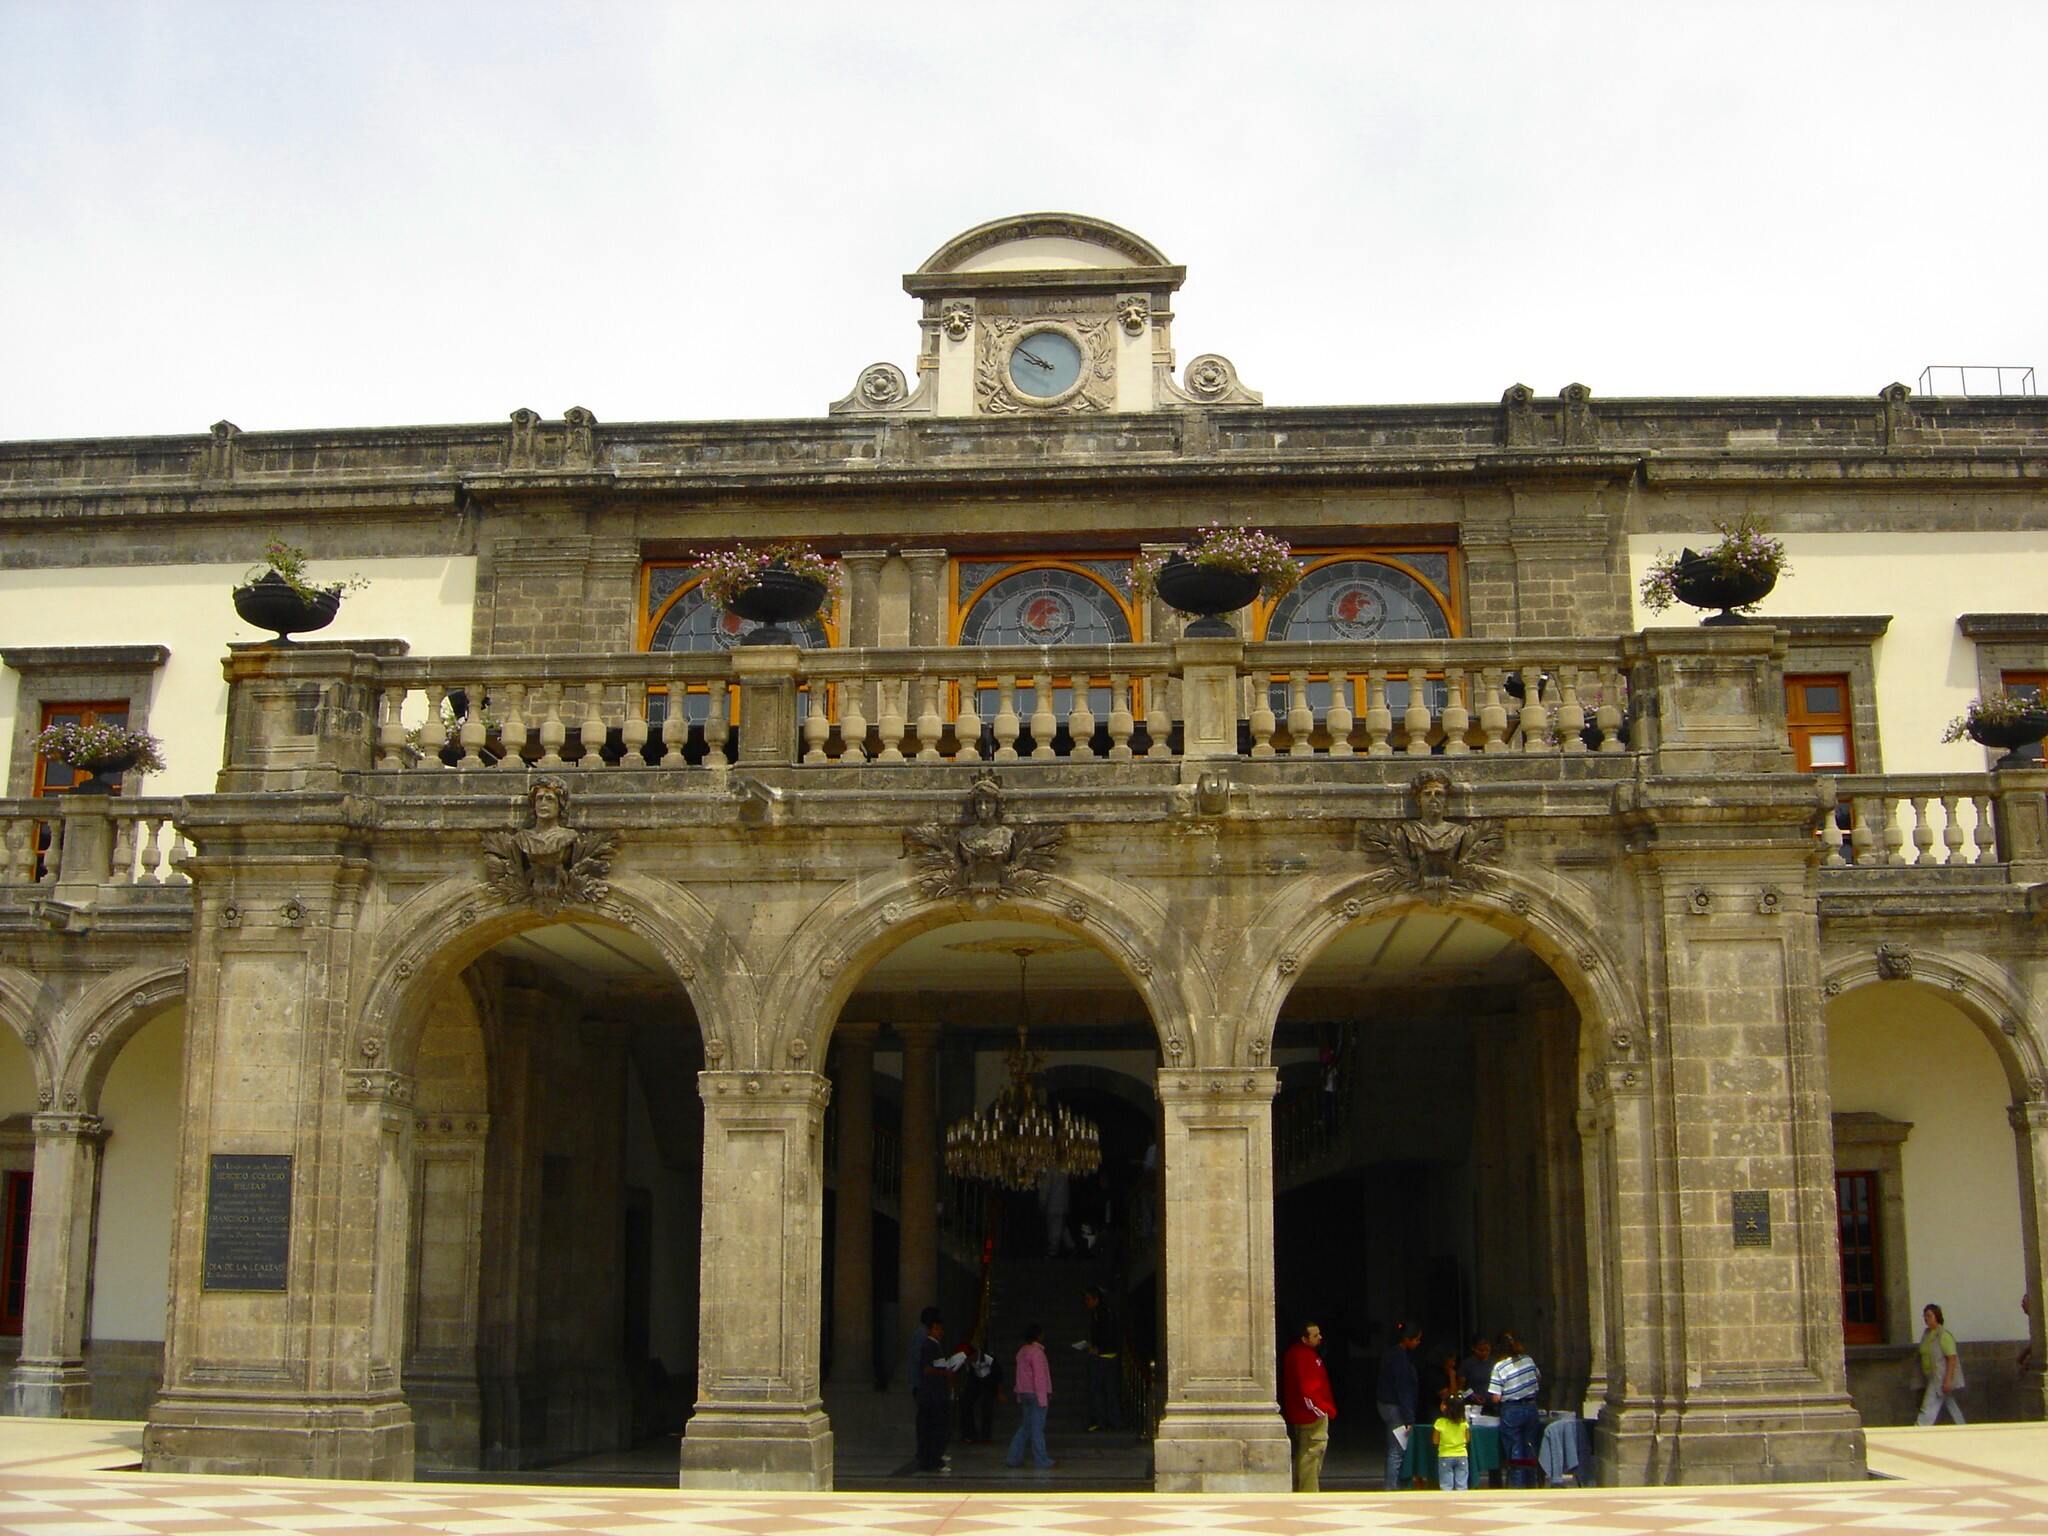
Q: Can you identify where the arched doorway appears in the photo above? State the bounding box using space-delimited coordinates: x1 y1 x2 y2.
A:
386 915 704 1477
819 917 1162 1489
1271 905 1596 1488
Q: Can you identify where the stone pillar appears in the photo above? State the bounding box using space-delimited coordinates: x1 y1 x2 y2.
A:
895 1023 940 1359
4 1112 107 1417
404 1119 489 1469
1577 1106 1612 1412
1174 637 1247 772
841 551 887 723
679 1070 833 1491
902 550 949 646
827 1025 876 1390
2009 1100 2048 1421
1152 1068 1289 1493
478 982 549 1469
730 646 801 767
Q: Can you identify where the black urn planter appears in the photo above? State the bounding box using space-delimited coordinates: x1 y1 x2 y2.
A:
1968 710 2048 769
62 750 143 794
233 572 342 642
1668 552 1777 625
725 567 827 645
1156 556 1262 637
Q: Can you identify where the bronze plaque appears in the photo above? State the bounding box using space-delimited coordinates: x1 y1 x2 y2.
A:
203 1153 292 1291
1732 1189 1771 1248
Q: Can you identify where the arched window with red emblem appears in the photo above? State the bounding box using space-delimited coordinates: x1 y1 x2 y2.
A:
953 559 1136 732
640 565 836 744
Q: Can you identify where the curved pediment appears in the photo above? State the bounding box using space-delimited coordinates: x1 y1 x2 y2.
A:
916 212 1171 275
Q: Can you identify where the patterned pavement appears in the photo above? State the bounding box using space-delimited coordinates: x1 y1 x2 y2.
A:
4 1420 2048 1536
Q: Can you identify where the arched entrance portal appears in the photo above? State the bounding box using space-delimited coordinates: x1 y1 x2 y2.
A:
1272 905 1596 1488
388 916 704 1475
820 918 1162 1489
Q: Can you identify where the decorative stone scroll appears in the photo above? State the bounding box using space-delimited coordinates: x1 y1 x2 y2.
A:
1356 769 1503 905
902 770 1064 906
480 776 618 917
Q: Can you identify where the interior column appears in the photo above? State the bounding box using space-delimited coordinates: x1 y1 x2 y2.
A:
827 1024 876 1390
895 1022 940 1366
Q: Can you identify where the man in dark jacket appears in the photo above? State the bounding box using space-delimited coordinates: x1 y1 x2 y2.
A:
1376 1321 1423 1490
911 1306 962 1473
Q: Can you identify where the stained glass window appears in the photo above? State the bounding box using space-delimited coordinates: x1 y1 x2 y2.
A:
1263 559 1452 642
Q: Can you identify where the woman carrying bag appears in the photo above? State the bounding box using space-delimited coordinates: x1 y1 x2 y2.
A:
1916 1303 1966 1425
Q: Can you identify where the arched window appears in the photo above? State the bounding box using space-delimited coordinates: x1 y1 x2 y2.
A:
956 563 1134 647
641 566 834 735
1261 557 1454 642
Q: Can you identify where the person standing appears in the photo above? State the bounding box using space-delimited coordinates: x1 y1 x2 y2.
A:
1488 1329 1542 1488
912 1306 962 1474
1280 1321 1338 1492
959 1344 1004 1443
1083 1285 1123 1431
1006 1322 1056 1470
1431 1387 1471 1491
1459 1334 1493 1406
1376 1320 1423 1490
1916 1303 1966 1424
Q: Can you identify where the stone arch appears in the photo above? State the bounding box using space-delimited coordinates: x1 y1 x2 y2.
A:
0 963 55 1098
60 961 187 1112
347 873 749 1078
1820 949 2045 1102
756 870 1201 1067
1231 866 1644 1074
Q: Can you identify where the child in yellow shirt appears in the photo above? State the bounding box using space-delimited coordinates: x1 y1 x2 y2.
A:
1432 1388 1470 1491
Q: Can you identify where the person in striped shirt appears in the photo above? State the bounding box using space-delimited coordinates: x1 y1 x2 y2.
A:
1487 1330 1542 1488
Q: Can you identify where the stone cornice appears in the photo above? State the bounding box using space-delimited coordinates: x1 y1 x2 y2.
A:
1958 613 2048 641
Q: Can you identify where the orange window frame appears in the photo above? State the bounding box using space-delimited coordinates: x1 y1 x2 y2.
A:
1249 547 1463 641
1835 1169 1883 1346
1786 674 1855 773
2002 670 2047 705
34 701 131 797
639 564 842 727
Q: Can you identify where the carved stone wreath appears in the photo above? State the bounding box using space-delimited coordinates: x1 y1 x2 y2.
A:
903 771 1064 906
976 317 1116 414
481 776 618 918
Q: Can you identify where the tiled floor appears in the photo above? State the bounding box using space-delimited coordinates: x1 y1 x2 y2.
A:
3 1418 2047 1536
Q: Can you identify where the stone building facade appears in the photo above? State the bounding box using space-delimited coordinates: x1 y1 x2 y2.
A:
0 215 2044 1491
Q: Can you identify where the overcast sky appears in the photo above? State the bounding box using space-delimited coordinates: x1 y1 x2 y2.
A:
2 1 2042 442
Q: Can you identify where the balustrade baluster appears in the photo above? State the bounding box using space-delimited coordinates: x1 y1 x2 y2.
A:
915 677 945 762
1107 673 1134 762
419 684 449 767
704 685 731 769
453 680 485 768
1325 674 1355 758
839 684 870 764
1478 670 1509 753
1973 794 1998 864
1881 796 1907 866
1520 666 1553 754
1067 679 1097 760
1850 799 1875 864
537 688 566 768
1938 794 1965 865
1 819 23 883
993 678 1021 762
41 820 62 884
1557 667 1588 755
954 676 983 762
802 684 830 764
1364 669 1392 756
620 686 650 767
1143 672 1172 759
1287 670 1314 757
1030 670 1058 760
1822 804 1847 867
138 817 164 883
499 685 530 768
1908 796 1935 864
377 686 408 770
110 815 136 883
1403 668 1432 755
1248 676 1277 758
1440 669 1470 756
1595 668 1626 752
876 679 907 764
659 682 686 768
166 830 192 884
578 684 607 767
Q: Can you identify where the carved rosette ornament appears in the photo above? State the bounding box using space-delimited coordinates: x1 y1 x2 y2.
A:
1356 770 1504 905
858 363 907 407
481 776 618 918
903 771 1064 906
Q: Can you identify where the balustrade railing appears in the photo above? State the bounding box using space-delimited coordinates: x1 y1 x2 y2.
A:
1823 775 2004 867
0 798 190 887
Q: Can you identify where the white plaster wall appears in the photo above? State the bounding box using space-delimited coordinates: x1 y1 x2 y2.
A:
953 237 1129 272
0 557 477 797
89 1006 183 1341
1825 985 2025 1343
1629 530 2048 774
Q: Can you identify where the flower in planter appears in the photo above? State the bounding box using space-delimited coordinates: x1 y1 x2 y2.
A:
687 541 844 609
1638 513 1789 614
1941 692 2048 744
240 537 371 602
33 720 166 774
1134 524 1303 601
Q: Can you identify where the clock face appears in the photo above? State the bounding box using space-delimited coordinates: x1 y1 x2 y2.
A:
1007 328 1083 398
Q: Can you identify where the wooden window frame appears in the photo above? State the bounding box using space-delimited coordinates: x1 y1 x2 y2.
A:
1831 1111 1913 1347
1786 673 1857 773
2 645 168 800
1778 618 1888 776
1834 1168 1883 1346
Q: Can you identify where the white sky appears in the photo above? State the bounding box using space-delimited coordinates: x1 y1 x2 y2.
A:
2 1 2042 442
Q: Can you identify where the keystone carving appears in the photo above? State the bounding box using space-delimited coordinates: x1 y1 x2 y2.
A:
1116 295 1149 335
481 776 618 917
1356 769 1503 905
941 302 974 342
903 771 1064 905
1875 943 1913 981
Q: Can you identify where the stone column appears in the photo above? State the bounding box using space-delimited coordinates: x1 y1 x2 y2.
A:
841 551 887 724
1577 1106 1613 1412
2010 1100 2048 1421
4 1112 107 1417
1152 1068 1289 1493
1174 637 1247 772
827 1025 876 1390
902 550 949 646
895 1023 940 1359
679 1070 833 1491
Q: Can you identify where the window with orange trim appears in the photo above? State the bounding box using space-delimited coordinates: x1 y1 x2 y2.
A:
1835 1170 1883 1346
35 701 132 796
1786 674 1855 772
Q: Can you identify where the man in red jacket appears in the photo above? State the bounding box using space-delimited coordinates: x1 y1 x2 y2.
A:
1281 1321 1338 1492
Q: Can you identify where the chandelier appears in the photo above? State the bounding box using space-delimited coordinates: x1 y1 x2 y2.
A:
943 943 1102 1190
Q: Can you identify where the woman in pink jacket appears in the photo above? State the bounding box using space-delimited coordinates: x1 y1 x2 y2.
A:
1007 1322 1057 1470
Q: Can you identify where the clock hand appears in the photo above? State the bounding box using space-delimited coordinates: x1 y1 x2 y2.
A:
1016 346 1055 371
